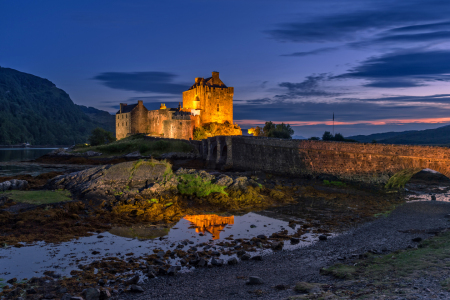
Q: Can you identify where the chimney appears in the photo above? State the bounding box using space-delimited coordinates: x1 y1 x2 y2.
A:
195 77 202 84
138 100 143 106
120 103 127 113
212 71 219 81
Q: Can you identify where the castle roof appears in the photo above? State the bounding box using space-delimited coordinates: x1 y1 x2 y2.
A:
187 72 228 91
116 103 138 114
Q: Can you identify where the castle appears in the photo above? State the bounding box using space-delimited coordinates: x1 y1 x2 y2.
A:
116 71 235 140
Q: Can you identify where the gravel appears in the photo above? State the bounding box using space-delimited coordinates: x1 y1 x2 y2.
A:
117 201 450 300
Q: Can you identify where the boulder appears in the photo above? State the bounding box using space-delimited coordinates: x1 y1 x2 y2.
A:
83 288 100 300
229 177 248 190
215 174 233 187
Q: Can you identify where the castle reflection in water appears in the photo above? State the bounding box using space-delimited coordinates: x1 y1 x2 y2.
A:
183 214 234 240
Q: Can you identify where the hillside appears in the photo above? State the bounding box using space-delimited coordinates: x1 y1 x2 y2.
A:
349 125 450 145
0 67 114 145
77 105 115 133
349 131 417 143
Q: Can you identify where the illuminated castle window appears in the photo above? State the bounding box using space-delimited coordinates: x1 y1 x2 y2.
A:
217 104 220 112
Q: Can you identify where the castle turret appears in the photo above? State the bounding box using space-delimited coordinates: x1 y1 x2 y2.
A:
182 71 234 125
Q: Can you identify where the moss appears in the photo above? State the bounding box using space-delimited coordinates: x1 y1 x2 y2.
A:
177 174 228 197
385 168 422 189
323 180 346 187
0 190 72 205
321 263 357 279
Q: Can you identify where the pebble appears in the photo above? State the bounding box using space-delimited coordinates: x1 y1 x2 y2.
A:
247 276 264 285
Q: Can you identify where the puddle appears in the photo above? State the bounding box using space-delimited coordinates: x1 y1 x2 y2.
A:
0 212 329 281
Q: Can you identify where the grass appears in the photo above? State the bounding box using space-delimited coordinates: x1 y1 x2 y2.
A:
323 231 450 282
0 190 72 205
73 134 195 157
385 168 422 189
177 174 228 197
323 180 346 187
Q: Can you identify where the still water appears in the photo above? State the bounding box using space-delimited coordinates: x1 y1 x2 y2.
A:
0 212 325 281
0 148 58 176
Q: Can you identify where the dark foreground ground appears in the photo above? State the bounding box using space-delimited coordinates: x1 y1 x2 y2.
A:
119 201 450 300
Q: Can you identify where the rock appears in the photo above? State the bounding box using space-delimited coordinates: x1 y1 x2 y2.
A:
290 237 300 244
44 294 56 299
431 194 436 201
61 295 72 300
229 177 249 190
27 288 37 294
85 151 102 157
250 224 256 228
124 151 141 158
319 235 327 241
167 266 177 276
197 257 207 267
294 282 322 293
271 241 284 250
83 288 100 300
147 271 157 279
412 237 423 242
0 181 11 191
251 255 262 261
129 285 144 293
257 234 267 240
211 257 224 266
241 253 251 260
125 274 139 285
227 257 238 265
6 278 17 284
215 174 233 187
246 276 264 285
99 289 111 299
70 297 84 300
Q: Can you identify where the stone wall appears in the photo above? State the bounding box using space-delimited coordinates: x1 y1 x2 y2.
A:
116 112 131 140
202 136 450 184
183 85 234 125
130 101 148 135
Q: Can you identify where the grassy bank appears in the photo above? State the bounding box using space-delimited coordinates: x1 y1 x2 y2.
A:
74 134 195 157
0 190 71 205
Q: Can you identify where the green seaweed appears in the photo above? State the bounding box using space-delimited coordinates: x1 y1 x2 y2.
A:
385 168 422 189
177 174 228 197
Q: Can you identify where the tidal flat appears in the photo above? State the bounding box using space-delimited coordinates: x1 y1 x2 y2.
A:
0 153 447 299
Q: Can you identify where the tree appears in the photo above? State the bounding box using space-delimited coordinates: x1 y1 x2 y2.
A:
334 133 345 141
261 121 294 139
322 131 334 141
88 127 116 146
308 136 320 140
248 126 261 136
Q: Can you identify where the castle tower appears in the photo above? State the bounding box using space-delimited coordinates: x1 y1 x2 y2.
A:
182 71 234 125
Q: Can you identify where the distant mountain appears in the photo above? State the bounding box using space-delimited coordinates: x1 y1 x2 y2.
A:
349 125 450 145
77 105 115 133
349 131 418 143
0 67 114 145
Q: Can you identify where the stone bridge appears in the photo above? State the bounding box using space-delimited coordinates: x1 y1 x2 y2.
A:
199 136 450 184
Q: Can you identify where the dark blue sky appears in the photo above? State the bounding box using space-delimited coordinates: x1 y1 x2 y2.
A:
2 0 450 137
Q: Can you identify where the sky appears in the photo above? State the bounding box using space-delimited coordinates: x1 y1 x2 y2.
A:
2 0 450 138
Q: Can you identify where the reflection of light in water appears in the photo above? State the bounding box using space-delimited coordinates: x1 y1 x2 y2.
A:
183 215 234 239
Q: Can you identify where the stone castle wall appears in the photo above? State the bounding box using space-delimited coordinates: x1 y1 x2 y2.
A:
183 85 234 125
116 112 131 140
203 136 450 184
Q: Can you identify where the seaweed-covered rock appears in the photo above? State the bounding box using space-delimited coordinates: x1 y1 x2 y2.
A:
0 180 28 191
229 177 249 190
46 160 172 201
215 175 233 187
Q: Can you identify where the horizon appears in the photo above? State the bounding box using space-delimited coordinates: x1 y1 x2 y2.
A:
2 0 450 138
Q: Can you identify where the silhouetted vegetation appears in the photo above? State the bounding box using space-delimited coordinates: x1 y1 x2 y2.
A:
322 131 358 143
88 127 116 146
251 121 294 139
308 136 320 140
0 67 114 145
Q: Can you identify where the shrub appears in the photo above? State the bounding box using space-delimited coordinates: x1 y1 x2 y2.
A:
193 121 242 140
177 174 228 197
88 127 116 146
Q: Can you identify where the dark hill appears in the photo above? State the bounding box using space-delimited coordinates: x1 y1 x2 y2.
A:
349 125 450 145
77 105 115 133
0 67 113 145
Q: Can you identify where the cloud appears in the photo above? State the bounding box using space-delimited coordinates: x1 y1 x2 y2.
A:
281 47 338 57
274 74 340 99
265 1 449 43
363 80 424 88
336 49 450 87
387 21 450 33
93 71 190 94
